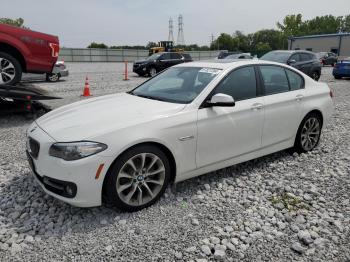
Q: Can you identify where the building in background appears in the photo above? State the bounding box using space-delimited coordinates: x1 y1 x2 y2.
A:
288 33 350 58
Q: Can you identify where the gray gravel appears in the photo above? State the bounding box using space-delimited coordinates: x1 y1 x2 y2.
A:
0 64 349 261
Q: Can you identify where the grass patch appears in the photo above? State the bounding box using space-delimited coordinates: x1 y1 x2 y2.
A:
269 192 310 211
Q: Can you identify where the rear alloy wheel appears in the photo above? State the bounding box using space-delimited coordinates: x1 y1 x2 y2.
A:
311 71 320 81
46 73 60 82
294 113 322 153
104 145 170 211
149 67 157 77
0 52 22 85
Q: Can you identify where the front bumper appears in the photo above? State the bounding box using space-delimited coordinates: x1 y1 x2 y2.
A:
133 64 147 75
26 123 114 207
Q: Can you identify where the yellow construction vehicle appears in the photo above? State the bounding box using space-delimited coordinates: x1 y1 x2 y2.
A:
149 41 183 56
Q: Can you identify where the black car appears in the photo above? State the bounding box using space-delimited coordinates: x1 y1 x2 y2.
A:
260 50 322 81
133 52 193 77
316 52 338 66
217 51 241 59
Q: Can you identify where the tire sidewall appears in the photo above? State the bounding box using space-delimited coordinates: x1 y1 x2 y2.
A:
0 51 22 85
294 113 322 153
104 145 171 212
148 67 156 77
47 73 60 82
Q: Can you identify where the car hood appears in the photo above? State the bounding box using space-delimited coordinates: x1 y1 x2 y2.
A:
36 93 185 141
134 59 149 64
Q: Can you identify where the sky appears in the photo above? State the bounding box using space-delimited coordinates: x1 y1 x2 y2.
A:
1 0 349 48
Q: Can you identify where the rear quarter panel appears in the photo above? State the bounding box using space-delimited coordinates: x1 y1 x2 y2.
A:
302 78 333 127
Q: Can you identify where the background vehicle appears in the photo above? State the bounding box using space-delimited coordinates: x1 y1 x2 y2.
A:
0 23 59 85
316 52 338 66
27 60 333 211
133 52 192 77
216 51 240 59
224 53 253 59
333 58 350 79
260 50 322 81
149 41 183 56
22 61 69 83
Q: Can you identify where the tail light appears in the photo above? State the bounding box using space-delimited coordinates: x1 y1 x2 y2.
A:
49 43 60 57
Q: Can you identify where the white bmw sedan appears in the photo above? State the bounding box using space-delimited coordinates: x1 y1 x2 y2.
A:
26 60 333 211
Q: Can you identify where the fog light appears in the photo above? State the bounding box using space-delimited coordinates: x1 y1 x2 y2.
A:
65 185 74 196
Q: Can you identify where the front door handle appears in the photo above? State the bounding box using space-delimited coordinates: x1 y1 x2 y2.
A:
295 94 304 101
251 103 263 111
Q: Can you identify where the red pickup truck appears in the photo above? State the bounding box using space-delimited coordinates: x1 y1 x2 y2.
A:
0 24 59 85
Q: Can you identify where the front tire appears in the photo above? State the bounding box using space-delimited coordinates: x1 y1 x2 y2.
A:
104 145 171 212
311 71 320 81
148 67 157 77
0 52 22 85
293 113 322 153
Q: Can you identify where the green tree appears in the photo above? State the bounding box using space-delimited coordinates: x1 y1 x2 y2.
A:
255 42 272 57
342 15 350 32
277 14 304 37
210 33 235 51
87 42 108 49
304 15 342 35
0 17 26 28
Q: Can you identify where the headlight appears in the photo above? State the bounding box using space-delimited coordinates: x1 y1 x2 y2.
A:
49 141 107 161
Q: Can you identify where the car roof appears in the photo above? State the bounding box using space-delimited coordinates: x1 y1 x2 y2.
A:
267 50 315 55
175 59 288 70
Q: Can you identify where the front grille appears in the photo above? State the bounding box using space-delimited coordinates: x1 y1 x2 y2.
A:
28 138 40 159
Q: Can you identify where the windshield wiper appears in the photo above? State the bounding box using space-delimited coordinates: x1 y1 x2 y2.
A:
129 93 167 102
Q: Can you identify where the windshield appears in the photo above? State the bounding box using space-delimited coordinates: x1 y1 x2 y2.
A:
225 54 241 59
130 67 222 104
260 51 291 63
147 53 162 60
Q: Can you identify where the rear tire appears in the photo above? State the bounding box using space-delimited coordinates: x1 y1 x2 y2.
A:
334 75 341 79
0 52 22 85
293 112 322 153
46 73 60 82
104 145 171 212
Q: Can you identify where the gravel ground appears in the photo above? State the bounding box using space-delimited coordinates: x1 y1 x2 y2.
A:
0 64 349 261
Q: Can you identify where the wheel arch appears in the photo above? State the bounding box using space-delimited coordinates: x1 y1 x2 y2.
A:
302 109 324 128
0 42 26 72
102 141 177 201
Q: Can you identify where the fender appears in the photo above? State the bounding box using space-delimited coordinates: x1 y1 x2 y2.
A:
0 32 32 61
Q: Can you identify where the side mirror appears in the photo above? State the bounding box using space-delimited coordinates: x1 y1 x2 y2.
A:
206 93 235 107
288 59 296 65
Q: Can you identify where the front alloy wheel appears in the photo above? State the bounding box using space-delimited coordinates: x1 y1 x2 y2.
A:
149 67 157 77
312 71 320 81
104 145 170 211
47 73 60 82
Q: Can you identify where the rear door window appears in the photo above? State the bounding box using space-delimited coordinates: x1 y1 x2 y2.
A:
260 66 289 95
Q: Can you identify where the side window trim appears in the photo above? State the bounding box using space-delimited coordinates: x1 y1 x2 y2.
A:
199 65 258 109
285 68 305 90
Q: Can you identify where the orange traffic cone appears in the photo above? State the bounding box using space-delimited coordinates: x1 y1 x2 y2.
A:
81 76 91 97
123 60 129 81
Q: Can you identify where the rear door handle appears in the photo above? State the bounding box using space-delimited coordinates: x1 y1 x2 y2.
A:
251 103 263 110
295 94 304 101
